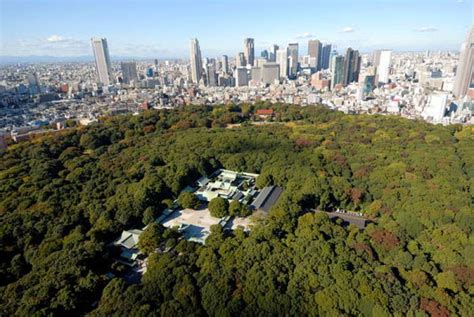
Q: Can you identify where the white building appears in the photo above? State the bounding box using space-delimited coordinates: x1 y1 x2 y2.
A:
276 49 288 79
377 49 392 84
423 93 448 122
91 38 113 86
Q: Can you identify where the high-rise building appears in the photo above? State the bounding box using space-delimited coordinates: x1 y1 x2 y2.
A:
262 63 280 84
260 50 269 59
288 43 299 78
343 48 361 86
269 44 279 62
235 67 248 87
120 61 138 84
453 27 474 98
244 38 255 66
206 58 217 87
330 55 344 89
190 38 203 83
91 37 113 86
27 73 41 95
308 40 322 70
376 49 392 84
250 67 262 83
236 52 246 67
221 55 229 74
276 49 288 79
321 44 332 70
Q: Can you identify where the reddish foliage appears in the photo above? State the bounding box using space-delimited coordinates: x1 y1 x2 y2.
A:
143 125 156 134
448 266 474 289
351 242 375 259
350 188 363 204
295 138 314 148
370 229 400 251
420 298 450 317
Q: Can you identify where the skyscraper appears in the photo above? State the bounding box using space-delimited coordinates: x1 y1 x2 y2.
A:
221 55 229 74
321 44 332 70
331 55 345 89
453 27 474 98
244 38 255 66
206 58 217 87
262 63 280 84
376 49 392 84
236 52 246 67
120 61 138 84
27 73 41 95
343 48 361 86
235 67 248 87
269 44 279 62
288 43 299 79
190 38 203 83
91 38 113 86
276 49 288 79
308 40 322 70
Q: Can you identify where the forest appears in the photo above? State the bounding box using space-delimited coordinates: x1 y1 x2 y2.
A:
0 103 473 316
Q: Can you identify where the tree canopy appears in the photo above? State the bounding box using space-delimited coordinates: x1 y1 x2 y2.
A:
0 104 472 316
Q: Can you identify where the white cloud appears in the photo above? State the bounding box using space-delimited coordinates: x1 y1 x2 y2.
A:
47 35 66 42
457 0 464 3
414 26 438 32
340 27 355 33
295 32 314 39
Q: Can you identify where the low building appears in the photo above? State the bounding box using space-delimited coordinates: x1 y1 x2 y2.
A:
250 185 283 213
255 108 275 119
113 229 144 267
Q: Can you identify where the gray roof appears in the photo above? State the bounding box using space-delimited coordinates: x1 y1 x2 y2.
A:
251 186 283 213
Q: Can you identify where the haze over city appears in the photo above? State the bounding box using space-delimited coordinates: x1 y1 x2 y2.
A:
1 0 473 61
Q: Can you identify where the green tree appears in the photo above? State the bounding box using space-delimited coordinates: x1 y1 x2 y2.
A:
208 197 229 218
177 192 200 209
138 223 164 255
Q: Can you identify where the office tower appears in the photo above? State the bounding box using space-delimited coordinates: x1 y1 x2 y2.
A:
260 50 269 59
372 50 382 67
235 67 248 87
453 27 474 98
301 55 311 68
190 38 203 83
255 58 267 68
376 49 392 84
262 63 280 84
343 48 361 86
206 58 217 87
250 67 262 83
329 50 337 69
321 44 332 69
146 67 154 78
236 52 246 67
27 73 41 95
276 49 288 79
244 38 255 66
288 43 299 78
331 55 344 89
269 44 279 62
221 55 229 74
154 59 159 71
120 61 138 84
91 37 113 86
308 39 322 70
362 75 376 96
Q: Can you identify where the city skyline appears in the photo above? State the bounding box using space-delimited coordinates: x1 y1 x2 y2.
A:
1 0 473 60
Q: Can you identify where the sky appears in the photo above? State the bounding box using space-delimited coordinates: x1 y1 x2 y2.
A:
0 0 473 59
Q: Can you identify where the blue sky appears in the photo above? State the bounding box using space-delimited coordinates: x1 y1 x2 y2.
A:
0 0 472 58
